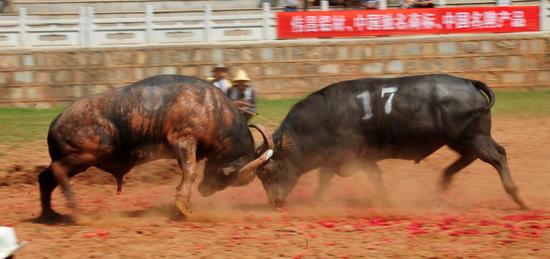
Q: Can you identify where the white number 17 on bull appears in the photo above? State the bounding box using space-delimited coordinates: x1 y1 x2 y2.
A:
356 87 398 120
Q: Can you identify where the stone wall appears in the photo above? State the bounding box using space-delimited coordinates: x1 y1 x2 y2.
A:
0 32 549 107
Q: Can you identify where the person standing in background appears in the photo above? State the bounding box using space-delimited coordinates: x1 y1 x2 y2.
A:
0 0 8 12
209 64 232 95
228 69 256 122
283 0 299 11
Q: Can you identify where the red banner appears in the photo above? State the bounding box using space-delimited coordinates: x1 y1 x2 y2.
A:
277 6 540 38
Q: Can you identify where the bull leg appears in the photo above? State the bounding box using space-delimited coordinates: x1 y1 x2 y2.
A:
37 154 93 223
37 166 63 221
52 154 95 209
363 162 389 205
173 138 197 217
314 166 336 202
473 135 527 209
440 154 476 192
50 161 78 210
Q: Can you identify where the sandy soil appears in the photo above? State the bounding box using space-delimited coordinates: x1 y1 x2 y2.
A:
1 116 550 258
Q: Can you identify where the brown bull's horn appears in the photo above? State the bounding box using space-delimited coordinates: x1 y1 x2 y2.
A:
249 124 274 155
232 149 273 186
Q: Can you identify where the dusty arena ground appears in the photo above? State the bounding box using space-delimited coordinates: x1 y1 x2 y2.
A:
1 93 550 258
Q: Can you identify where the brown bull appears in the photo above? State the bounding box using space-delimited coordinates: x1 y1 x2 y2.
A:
37 75 274 223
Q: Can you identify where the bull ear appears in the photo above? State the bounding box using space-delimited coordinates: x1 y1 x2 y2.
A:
280 132 293 153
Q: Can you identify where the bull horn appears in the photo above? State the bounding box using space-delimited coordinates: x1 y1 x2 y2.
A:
230 124 274 186
232 149 273 186
249 124 274 155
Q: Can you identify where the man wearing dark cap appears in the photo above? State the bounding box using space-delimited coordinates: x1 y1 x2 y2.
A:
209 64 232 95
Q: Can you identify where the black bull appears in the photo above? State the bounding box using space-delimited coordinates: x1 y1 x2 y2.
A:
37 75 274 223
205 74 527 209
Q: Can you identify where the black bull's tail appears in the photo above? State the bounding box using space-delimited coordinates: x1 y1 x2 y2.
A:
470 79 495 112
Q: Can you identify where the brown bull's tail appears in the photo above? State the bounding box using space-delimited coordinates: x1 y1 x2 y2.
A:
470 80 495 112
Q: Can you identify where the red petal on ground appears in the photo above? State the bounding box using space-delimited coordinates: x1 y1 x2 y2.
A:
95 229 109 237
367 218 390 226
522 231 543 238
318 220 337 228
409 229 428 235
442 217 459 224
437 223 452 231
499 240 516 245
82 233 97 238
307 233 319 238
325 241 336 246
527 223 544 229
503 223 520 232
479 219 498 226
502 214 543 222
352 223 365 231
408 222 428 235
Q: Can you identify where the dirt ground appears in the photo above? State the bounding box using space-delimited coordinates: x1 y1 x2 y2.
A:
1 116 550 258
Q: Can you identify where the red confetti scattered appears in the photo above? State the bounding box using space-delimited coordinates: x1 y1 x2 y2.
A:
325 241 336 246
293 255 303 259
318 220 337 229
502 214 543 222
527 223 544 229
441 217 459 225
352 223 365 231
307 233 319 238
82 233 97 238
408 222 428 235
367 218 390 226
503 223 520 232
449 229 480 236
95 229 109 237
479 219 498 226
522 231 543 238
499 240 516 245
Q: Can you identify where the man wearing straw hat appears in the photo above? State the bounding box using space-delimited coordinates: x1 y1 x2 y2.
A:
228 69 257 122
209 64 232 95
0 227 26 259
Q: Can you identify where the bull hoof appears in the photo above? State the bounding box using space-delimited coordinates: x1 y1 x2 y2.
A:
519 204 530 210
174 199 192 217
270 199 286 209
34 210 74 225
168 204 189 221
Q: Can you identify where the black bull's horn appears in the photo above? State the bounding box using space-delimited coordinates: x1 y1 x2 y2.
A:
232 124 274 186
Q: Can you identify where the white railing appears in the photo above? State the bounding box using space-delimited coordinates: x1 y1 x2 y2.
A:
0 2 276 48
0 1 548 49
